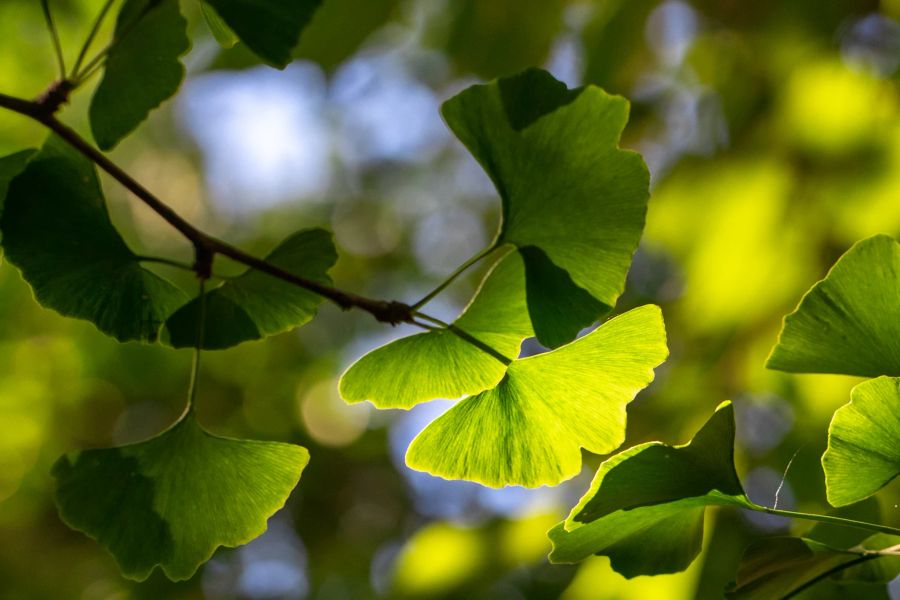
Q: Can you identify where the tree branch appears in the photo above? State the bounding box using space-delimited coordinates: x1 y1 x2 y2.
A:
0 89 416 325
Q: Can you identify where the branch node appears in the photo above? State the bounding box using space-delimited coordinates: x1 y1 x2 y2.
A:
192 241 215 281
373 301 415 325
33 79 74 116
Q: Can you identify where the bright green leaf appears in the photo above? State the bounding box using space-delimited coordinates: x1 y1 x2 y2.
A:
823 376 900 507
0 136 187 342
340 250 532 409
203 0 322 68
548 402 754 576
442 68 650 347
767 235 900 377
89 0 190 150
201 2 239 48
164 229 336 350
405 304 667 488
53 414 308 581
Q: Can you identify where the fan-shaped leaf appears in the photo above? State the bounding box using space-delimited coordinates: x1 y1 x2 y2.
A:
767 235 900 377
203 0 322 68
405 305 667 488
89 0 190 150
164 229 336 350
823 376 900 507
442 68 650 347
340 250 532 409
548 402 753 576
53 414 308 581
0 136 187 342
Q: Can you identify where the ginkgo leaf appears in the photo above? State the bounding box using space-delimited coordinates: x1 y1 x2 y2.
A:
823 376 900 507
725 537 876 600
767 235 900 377
340 250 532 409
201 2 239 48
548 402 754 576
405 304 667 488
442 68 650 348
89 0 190 150
0 136 187 342
0 149 34 243
53 413 309 581
164 229 336 350
203 0 322 68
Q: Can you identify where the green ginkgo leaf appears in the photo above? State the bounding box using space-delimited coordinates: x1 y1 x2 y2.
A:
442 68 650 348
340 250 532 409
201 2 239 48
53 413 309 581
0 149 34 243
767 235 900 377
0 136 187 342
823 376 900 507
203 0 322 68
725 537 876 600
405 304 667 488
164 229 336 350
89 0 190 150
548 402 753 576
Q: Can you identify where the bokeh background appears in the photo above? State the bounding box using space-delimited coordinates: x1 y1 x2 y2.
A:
2 0 900 598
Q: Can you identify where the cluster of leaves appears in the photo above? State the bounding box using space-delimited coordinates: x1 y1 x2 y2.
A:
547 235 900 597
0 0 674 583
4 0 900 596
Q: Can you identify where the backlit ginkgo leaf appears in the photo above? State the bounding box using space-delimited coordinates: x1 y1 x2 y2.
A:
405 304 667 488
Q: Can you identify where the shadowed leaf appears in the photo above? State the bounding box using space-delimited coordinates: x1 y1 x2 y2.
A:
89 0 190 150
0 136 187 342
548 402 753 576
203 0 322 68
53 414 309 581
164 229 336 350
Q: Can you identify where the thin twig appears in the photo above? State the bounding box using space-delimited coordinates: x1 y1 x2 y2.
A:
0 89 519 367
70 0 116 77
40 0 67 79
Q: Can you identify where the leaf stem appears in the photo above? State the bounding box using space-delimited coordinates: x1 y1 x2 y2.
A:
40 0 67 79
135 255 195 271
185 279 207 414
412 310 512 364
783 554 879 599
70 0 116 78
754 504 900 537
411 245 500 310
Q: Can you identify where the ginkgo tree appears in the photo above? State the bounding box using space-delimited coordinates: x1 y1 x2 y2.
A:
2 0 900 596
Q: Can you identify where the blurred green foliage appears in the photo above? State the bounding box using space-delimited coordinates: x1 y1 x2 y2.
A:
3 0 900 598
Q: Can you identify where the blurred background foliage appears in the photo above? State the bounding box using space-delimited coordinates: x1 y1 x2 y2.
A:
2 0 900 598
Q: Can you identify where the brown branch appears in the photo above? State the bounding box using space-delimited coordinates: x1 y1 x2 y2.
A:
0 87 416 325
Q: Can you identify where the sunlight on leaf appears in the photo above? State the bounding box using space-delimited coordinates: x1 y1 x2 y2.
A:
548 402 753 576
53 413 309 581
201 2 239 49
340 250 532 409
164 229 336 350
442 68 650 347
406 305 667 488
767 235 900 377
89 0 190 150
823 376 900 507
0 136 187 342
